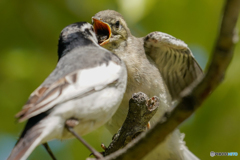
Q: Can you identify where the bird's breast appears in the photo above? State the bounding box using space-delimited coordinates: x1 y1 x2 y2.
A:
106 43 172 134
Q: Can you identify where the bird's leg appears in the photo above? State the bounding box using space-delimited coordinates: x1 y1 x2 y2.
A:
65 118 103 159
42 143 57 160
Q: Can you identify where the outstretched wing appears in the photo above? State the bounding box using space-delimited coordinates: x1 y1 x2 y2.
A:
143 32 203 100
16 61 123 122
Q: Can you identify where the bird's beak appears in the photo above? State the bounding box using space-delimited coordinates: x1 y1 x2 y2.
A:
92 17 112 46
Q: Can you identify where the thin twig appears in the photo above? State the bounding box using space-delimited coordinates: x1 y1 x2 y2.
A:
43 143 57 160
66 126 103 159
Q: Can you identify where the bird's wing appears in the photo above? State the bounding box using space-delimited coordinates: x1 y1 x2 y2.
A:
16 61 123 122
143 32 203 99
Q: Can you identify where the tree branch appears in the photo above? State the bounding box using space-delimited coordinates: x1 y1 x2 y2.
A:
93 0 240 159
103 92 159 156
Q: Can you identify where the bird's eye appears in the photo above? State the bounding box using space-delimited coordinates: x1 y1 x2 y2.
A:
91 27 94 32
115 21 120 29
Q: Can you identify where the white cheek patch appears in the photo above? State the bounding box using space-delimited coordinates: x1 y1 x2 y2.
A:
62 25 80 39
62 23 94 40
80 23 93 32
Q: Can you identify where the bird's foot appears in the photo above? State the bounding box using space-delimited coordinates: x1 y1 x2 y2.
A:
65 118 79 128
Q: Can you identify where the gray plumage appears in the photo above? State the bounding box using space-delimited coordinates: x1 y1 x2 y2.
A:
43 46 121 86
93 10 202 160
8 22 127 160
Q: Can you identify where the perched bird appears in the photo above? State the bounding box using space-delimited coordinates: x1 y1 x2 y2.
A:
92 10 202 160
8 22 127 160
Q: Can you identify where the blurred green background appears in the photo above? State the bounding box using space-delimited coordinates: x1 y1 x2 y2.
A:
1 0 239 159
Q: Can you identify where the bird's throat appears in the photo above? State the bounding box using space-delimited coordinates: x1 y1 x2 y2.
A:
103 39 128 57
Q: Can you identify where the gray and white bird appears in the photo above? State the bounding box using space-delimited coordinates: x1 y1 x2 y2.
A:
92 10 202 160
8 22 127 160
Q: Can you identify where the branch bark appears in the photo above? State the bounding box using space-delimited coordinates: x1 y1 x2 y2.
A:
103 92 159 156
91 0 240 159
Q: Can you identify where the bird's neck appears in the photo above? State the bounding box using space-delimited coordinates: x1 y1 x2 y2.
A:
103 37 132 59
58 37 96 60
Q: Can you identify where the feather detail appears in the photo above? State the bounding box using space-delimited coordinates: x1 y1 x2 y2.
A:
144 32 203 99
8 111 50 160
15 76 71 122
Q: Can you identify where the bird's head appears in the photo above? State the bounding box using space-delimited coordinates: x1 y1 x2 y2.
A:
58 22 97 60
92 10 131 49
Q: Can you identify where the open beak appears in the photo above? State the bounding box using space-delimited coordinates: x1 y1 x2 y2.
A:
92 17 112 46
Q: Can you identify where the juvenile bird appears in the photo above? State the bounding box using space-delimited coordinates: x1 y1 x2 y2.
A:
8 22 127 160
92 10 202 160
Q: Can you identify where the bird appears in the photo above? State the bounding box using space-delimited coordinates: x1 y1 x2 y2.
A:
8 22 127 160
92 10 202 160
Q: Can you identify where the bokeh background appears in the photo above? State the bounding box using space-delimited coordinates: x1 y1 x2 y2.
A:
1 0 239 159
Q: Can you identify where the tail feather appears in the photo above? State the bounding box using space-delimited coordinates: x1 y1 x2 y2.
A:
8 129 42 160
8 111 50 160
182 145 199 160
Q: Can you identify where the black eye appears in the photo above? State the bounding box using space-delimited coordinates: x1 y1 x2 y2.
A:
91 27 94 32
115 21 120 29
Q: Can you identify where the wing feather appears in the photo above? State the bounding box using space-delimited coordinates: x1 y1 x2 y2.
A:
16 61 122 122
144 32 203 100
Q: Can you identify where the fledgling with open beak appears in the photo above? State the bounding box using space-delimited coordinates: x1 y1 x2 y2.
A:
8 22 127 160
92 10 202 160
